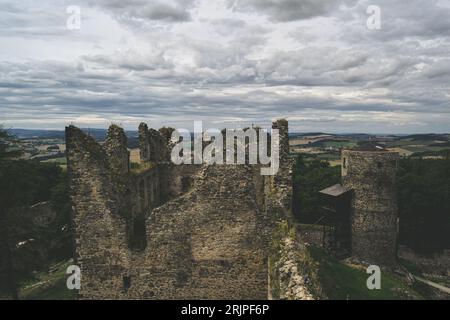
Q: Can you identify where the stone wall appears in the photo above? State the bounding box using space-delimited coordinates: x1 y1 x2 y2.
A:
268 221 318 300
342 150 399 266
66 119 293 299
272 238 315 300
125 165 273 299
66 125 130 299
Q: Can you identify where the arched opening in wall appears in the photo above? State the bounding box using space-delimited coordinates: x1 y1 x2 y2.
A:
122 275 131 292
343 158 347 169
129 216 147 251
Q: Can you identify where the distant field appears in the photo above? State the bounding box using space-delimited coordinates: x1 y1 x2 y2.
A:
290 136 331 146
403 145 449 153
321 141 357 148
289 132 450 163
328 160 342 167
42 157 66 164
387 147 413 157
130 148 141 163
316 153 340 161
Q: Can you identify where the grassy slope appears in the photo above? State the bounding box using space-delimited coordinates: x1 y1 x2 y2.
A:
308 246 423 300
19 260 77 300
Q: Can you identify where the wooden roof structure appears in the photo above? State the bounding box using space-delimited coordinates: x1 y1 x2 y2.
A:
319 184 351 197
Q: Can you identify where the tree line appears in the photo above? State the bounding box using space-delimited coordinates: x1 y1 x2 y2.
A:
0 127 72 299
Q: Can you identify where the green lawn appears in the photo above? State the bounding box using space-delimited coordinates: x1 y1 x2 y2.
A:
42 157 67 164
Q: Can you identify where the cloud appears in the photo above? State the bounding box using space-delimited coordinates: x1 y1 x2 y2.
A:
0 0 449 133
227 0 358 22
86 0 195 23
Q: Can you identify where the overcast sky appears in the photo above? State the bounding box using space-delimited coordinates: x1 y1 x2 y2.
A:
1 0 450 133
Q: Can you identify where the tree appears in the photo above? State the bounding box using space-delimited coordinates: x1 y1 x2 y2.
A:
0 127 72 298
292 155 341 223
0 126 22 299
0 126 22 162
397 158 450 254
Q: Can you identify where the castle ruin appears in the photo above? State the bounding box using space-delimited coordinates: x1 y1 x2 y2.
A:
66 119 293 299
319 147 400 266
342 149 399 266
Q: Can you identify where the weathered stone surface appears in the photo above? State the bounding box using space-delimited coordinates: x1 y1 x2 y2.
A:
66 120 293 299
269 234 316 300
342 150 399 266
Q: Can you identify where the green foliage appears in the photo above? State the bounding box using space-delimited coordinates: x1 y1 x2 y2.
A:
292 152 449 254
19 260 77 300
397 158 450 254
0 126 23 161
292 155 340 223
0 126 73 297
0 160 62 209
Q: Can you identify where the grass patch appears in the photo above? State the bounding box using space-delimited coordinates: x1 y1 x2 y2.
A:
42 157 67 164
298 223 329 232
19 260 78 300
308 246 423 300
130 161 156 174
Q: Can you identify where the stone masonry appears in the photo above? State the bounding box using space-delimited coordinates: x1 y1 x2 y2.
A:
342 149 399 266
66 120 293 299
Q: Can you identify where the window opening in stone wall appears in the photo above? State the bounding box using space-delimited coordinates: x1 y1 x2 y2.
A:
123 275 131 292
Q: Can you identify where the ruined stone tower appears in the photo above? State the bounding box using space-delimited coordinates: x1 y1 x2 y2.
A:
341 149 399 266
66 119 292 299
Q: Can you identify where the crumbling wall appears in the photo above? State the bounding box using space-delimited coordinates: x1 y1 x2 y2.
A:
342 150 399 266
268 221 317 300
138 123 171 163
122 165 273 299
66 126 130 299
66 119 293 300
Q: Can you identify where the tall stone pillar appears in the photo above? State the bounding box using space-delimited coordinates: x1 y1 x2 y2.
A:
342 149 399 266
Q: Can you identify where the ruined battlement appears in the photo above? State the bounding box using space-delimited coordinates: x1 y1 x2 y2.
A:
66 119 293 299
138 123 173 163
